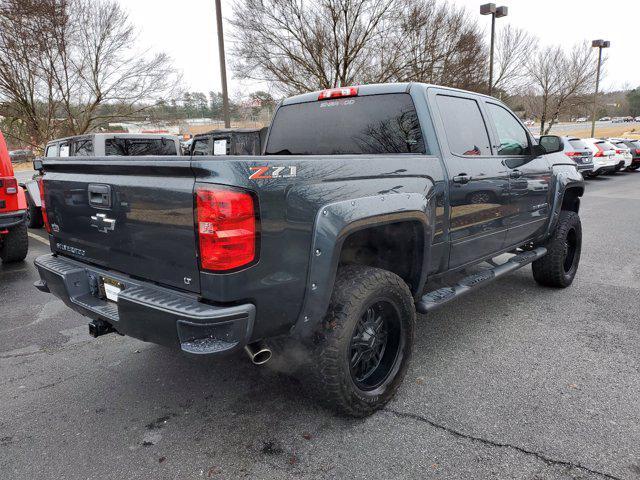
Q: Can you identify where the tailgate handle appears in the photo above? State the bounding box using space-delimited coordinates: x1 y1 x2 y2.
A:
88 184 112 208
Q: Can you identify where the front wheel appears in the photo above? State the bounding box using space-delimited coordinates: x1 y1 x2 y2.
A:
311 265 415 417
532 211 581 288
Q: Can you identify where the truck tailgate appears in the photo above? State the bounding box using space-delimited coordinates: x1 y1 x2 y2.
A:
43 158 201 293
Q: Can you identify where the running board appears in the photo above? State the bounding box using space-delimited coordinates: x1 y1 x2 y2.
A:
416 247 547 314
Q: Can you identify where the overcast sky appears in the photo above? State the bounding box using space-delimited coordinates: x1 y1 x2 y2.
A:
123 0 639 96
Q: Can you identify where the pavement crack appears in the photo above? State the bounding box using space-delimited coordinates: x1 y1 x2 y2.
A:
384 408 622 480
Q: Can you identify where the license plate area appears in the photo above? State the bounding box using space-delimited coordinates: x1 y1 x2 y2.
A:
100 276 124 303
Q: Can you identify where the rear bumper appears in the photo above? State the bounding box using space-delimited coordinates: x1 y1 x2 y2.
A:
34 254 255 355
592 164 616 174
0 210 26 229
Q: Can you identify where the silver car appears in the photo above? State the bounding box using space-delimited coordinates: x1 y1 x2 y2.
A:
558 137 594 176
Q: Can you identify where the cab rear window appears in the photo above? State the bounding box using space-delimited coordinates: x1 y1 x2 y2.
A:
568 139 588 149
105 138 177 156
265 93 426 155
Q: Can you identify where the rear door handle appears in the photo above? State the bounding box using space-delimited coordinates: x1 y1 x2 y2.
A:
452 174 471 184
509 170 523 179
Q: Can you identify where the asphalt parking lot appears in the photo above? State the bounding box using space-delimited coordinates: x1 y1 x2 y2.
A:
1 172 639 480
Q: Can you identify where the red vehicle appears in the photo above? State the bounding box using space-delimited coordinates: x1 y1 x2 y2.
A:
0 131 28 263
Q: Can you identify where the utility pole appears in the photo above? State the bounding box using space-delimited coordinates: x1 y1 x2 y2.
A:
215 0 231 128
590 39 610 138
480 3 508 97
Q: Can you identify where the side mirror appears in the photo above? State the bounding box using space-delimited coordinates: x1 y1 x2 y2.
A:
538 135 562 154
33 157 44 171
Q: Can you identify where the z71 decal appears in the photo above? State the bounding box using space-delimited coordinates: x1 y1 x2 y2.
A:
249 166 297 180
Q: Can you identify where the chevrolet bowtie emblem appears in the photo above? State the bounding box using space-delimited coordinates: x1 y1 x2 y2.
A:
90 213 116 233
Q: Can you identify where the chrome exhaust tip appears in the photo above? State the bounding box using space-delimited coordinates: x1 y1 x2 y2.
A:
244 341 272 365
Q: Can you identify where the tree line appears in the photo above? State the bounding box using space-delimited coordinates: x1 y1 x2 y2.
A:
0 0 636 149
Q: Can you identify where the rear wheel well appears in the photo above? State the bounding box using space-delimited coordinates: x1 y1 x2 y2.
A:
561 187 583 213
338 221 424 295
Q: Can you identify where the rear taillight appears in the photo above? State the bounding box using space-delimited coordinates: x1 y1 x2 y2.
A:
565 152 581 157
3 177 17 195
195 185 257 271
636 149 640 155
594 151 603 157
318 86 358 100
39 178 51 234
615 149 623 154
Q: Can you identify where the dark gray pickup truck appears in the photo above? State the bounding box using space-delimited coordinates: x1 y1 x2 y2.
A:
34 83 584 416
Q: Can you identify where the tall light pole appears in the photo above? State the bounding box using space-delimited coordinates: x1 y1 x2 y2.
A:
480 3 508 97
590 39 610 138
215 0 231 128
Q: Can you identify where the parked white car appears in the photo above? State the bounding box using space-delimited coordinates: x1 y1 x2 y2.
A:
582 138 620 175
575 117 588 122
608 138 633 170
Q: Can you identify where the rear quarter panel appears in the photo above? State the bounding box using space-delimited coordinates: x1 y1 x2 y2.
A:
192 154 444 340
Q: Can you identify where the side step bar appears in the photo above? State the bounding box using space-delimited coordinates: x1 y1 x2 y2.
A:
416 247 547 314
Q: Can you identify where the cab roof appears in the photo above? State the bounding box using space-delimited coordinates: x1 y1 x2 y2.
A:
281 82 497 106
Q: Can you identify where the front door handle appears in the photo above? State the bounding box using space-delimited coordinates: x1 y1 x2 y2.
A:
453 174 471 184
509 170 523 179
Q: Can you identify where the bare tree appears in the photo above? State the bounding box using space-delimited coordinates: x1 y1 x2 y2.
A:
0 0 181 147
525 42 596 134
492 25 538 93
230 0 397 95
0 0 60 147
230 0 488 95
391 0 487 91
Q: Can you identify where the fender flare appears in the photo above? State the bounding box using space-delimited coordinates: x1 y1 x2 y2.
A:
544 168 584 238
290 192 433 339
23 179 42 208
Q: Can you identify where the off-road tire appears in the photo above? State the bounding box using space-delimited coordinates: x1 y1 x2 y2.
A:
311 265 415 417
27 196 44 229
532 211 581 288
0 222 29 263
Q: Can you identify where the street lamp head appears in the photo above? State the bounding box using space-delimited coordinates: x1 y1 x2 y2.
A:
592 39 610 48
480 3 496 15
495 6 508 18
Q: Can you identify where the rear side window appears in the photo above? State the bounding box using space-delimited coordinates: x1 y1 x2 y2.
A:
213 138 229 155
599 141 615 151
45 145 58 157
191 138 210 156
73 139 93 156
486 103 531 156
105 138 177 156
436 95 491 156
59 142 70 157
265 93 426 155
568 139 588 149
